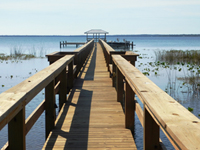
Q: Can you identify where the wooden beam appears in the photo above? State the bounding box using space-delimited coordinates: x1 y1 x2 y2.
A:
8 105 25 150
144 104 160 150
45 80 56 139
25 100 45 135
125 81 135 131
116 67 124 102
59 68 67 110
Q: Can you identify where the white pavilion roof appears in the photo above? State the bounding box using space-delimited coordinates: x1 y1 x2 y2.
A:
84 29 109 34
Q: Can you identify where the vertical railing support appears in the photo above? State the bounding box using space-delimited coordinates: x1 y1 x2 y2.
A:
116 67 124 102
125 81 135 131
144 105 160 150
8 106 26 150
106 52 110 71
67 60 74 92
112 62 116 88
59 68 67 110
45 80 56 139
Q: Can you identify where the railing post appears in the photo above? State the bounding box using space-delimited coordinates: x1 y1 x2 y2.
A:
106 52 110 71
131 56 137 66
45 80 56 139
67 60 74 92
8 106 26 150
112 62 116 88
59 68 67 110
144 105 160 150
60 41 61 48
116 67 124 102
125 81 135 131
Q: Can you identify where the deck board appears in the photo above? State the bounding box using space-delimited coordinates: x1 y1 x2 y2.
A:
42 43 137 149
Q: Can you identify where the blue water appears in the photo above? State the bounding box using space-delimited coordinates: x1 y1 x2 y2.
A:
1 35 200 55
0 35 200 149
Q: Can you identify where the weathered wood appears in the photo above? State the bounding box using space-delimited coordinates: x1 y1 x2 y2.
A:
26 100 45 134
112 62 116 88
0 40 97 150
67 60 74 91
116 67 124 102
45 80 56 139
125 80 135 131
8 105 25 150
111 53 200 149
59 68 67 110
42 43 136 150
2 100 45 150
0 55 74 131
144 105 160 150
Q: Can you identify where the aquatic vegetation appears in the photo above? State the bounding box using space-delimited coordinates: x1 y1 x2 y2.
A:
154 50 200 65
0 46 46 61
143 72 149 76
0 52 36 61
188 107 194 112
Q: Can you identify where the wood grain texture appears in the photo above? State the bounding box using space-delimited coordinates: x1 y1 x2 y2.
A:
42 43 136 150
0 55 74 130
112 54 200 150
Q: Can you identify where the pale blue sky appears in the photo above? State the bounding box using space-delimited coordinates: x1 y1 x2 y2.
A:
0 0 200 35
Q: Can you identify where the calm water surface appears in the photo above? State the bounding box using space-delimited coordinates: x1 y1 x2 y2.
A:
0 35 200 149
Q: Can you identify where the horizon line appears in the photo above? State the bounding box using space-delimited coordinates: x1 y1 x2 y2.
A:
0 34 200 36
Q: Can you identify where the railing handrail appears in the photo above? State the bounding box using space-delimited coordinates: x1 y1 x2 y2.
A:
48 39 94 57
0 55 74 130
99 39 115 54
0 40 94 150
74 39 94 53
100 40 200 150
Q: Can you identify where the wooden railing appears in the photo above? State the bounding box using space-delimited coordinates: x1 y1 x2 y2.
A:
99 39 200 150
0 40 94 150
59 41 85 48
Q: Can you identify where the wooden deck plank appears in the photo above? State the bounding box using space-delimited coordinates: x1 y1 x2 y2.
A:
42 43 137 150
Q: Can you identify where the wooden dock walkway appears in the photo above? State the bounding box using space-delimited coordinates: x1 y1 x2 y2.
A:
42 43 137 149
2 39 199 150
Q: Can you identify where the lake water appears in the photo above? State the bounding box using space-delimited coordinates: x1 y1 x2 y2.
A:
0 35 200 149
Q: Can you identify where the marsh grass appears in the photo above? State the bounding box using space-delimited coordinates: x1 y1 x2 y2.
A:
0 46 47 60
155 50 200 64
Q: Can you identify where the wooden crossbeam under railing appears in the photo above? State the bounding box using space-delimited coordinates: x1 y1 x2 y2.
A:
0 40 94 150
99 39 200 150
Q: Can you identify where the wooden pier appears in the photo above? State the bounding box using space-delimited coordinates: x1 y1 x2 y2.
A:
60 41 85 48
43 43 136 149
107 41 135 49
0 39 200 150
